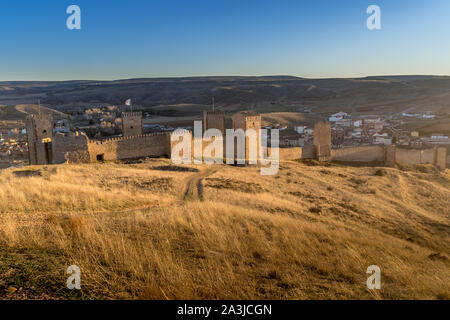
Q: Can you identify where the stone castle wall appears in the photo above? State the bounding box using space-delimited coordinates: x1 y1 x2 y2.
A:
278 147 302 160
88 132 171 162
331 146 386 163
25 112 448 170
395 147 447 170
52 132 90 164
435 148 447 170
329 145 447 170
35 141 52 165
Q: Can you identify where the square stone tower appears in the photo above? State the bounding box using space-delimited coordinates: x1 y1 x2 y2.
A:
122 112 143 137
203 110 226 134
26 114 54 165
313 121 331 161
231 111 262 163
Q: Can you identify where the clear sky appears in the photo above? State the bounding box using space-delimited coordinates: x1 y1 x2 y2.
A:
0 0 449 81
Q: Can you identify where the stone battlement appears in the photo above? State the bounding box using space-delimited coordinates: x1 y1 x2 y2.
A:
122 111 142 117
89 132 170 145
204 110 225 115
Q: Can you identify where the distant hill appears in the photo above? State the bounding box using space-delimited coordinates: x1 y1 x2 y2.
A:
0 75 449 117
15 104 67 117
0 105 26 120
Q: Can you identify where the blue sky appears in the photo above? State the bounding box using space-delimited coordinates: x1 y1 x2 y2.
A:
0 0 449 80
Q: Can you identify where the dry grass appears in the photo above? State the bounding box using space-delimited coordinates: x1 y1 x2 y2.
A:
0 159 448 300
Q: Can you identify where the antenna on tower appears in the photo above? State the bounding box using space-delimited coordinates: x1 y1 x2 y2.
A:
212 96 215 111
38 99 41 116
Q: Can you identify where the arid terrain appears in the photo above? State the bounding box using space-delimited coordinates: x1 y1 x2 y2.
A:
2 76 449 139
1 76 450 118
0 159 448 300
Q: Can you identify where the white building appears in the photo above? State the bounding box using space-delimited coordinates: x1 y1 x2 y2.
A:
373 133 392 145
329 112 349 122
304 128 314 135
294 126 306 134
431 134 448 139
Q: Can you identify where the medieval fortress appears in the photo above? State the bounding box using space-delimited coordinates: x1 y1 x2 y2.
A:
26 109 447 170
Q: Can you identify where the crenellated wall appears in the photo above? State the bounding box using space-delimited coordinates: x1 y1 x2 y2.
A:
24 112 448 170
88 132 171 162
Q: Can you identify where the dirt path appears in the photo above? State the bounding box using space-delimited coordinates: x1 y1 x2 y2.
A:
182 167 217 201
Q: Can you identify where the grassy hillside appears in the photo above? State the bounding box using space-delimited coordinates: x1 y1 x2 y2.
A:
0 159 448 299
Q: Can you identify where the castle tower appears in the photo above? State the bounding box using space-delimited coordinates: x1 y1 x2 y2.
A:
313 121 331 161
122 112 142 137
203 110 226 133
26 114 54 165
231 111 262 163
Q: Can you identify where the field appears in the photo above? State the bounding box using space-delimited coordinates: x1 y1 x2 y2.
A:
0 159 448 300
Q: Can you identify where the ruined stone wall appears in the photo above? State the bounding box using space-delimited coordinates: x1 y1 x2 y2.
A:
35 141 52 165
52 132 90 164
26 114 53 141
88 132 170 162
122 112 143 137
26 114 54 165
331 146 385 162
28 140 37 165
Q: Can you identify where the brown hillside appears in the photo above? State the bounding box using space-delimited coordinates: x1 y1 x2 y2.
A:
0 160 448 299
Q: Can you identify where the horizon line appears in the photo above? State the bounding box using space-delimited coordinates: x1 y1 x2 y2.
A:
1 74 450 83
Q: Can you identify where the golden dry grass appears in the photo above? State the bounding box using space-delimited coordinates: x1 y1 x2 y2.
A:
0 159 448 300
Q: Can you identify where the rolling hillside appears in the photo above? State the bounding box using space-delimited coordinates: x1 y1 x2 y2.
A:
0 159 448 299
1 76 450 117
